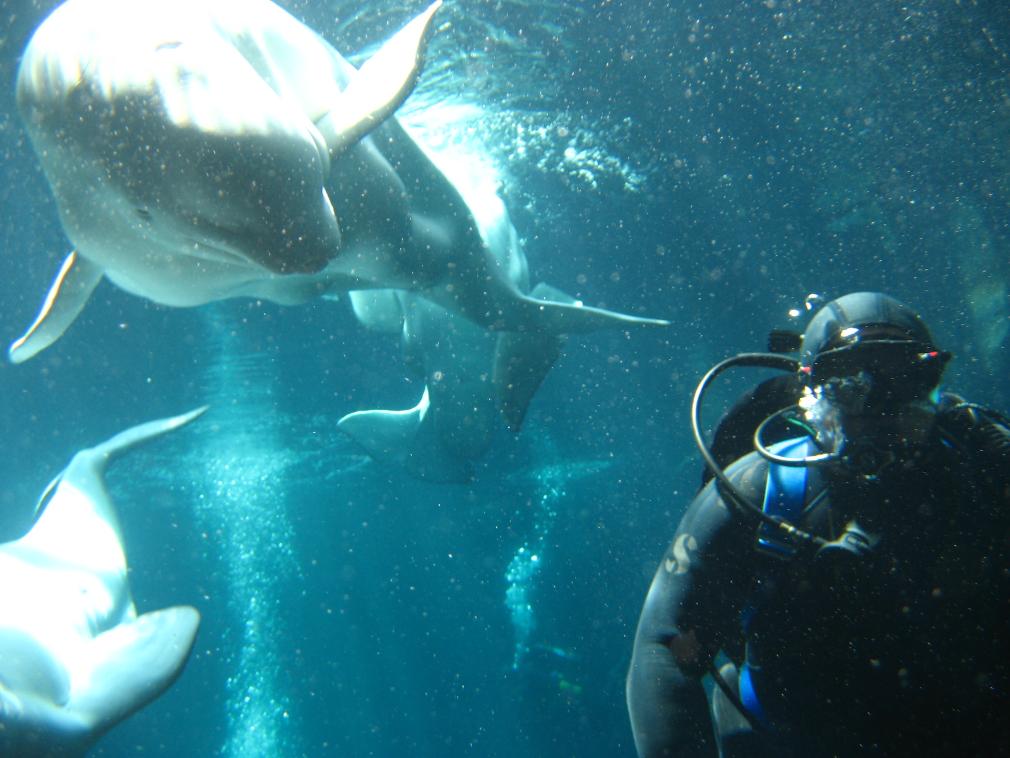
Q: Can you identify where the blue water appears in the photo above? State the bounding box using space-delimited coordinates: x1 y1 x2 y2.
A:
0 0 1007 755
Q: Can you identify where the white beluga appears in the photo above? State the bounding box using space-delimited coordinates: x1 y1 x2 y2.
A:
0 407 204 755
10 0 667 363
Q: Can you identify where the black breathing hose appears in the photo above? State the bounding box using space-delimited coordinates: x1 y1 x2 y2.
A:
691 353 827 549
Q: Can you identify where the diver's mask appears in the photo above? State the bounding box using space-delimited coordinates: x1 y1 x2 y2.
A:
800 341 950 478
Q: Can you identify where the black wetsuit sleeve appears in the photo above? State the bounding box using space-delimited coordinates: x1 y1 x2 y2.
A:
627 461 761 758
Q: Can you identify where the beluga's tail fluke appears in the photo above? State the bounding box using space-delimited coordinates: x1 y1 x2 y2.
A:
492 284 571 431
500 281 670 336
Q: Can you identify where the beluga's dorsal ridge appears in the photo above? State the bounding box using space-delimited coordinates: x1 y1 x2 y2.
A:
0 407 205 756
10 0 667 364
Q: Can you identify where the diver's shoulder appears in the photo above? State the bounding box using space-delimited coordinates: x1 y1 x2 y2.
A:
694 450 771 511
724 450 772 493
678 453 770 551
936 392 1010 460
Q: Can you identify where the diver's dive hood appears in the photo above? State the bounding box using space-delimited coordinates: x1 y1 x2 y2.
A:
797 292 949 400
799 291 937 368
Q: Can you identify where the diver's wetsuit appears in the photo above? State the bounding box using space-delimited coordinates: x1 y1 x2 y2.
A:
627 411 1010 757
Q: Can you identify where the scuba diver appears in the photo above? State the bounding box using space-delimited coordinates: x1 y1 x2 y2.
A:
626 292 1010 757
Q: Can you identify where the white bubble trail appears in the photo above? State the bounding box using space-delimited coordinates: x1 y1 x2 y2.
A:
195 307 302 758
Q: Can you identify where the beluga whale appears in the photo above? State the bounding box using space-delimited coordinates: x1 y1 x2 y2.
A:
341 142 576 482
10 0 668 363
0 407 204 756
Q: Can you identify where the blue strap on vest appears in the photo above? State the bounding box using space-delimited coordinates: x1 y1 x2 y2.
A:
737 436 818 730
738 662 770 729
755 436 817 559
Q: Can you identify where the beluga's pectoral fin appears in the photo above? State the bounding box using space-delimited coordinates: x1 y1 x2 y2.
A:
69 606 200 742
9 251 103 364
315 0 442 156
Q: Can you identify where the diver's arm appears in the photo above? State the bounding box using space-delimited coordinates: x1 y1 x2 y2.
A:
627 464 757 757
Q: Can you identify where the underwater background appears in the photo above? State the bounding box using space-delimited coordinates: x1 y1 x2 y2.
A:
0 0 1007 755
